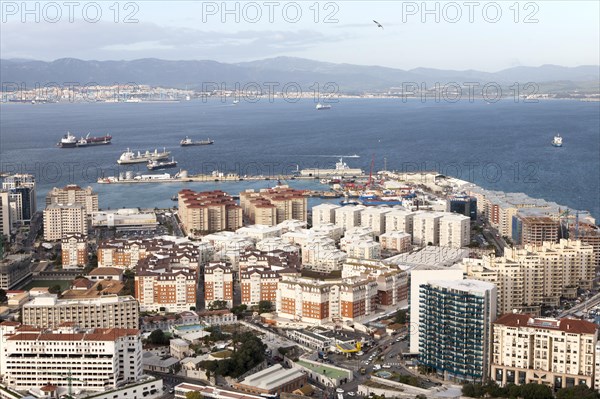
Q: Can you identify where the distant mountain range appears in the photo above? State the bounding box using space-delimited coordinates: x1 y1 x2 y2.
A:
1 57 599 92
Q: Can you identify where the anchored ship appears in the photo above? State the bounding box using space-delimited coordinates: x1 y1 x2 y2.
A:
552 134 563 147
117 148 170 165
180 136 214 146
316 102 331 110
57 132 78 148
76 133 112 147
147 158 178 171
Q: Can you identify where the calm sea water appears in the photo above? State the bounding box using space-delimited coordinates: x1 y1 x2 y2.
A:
0 98 598 220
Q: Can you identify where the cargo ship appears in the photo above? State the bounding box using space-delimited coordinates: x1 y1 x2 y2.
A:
76 133 112 147
57 132 78 148
147 158 178 170
180 136 214 146
117 148 171 165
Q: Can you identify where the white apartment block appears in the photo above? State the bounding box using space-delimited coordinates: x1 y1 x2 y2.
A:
341 259 408 307
439 213 471 248
302 239 347 272
0 323 142 396
22 294 140 329
236 224 282 242
0 191 11 236
385 209 415 235
360 207 391 237
345 240 381 260
61 233 88 269
412 211 443 246
334 205 364 231
312 203 340 226
311 223 344 242
43 203 87 241
380 231 412 253
340 227 374 251
492 314 597 389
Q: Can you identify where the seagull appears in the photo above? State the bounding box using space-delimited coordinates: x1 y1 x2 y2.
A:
373 20 383 29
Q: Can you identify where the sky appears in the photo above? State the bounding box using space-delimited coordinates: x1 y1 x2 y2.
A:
1 0 599 71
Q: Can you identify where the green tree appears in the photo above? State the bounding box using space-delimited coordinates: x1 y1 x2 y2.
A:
258 300 273 314
231 304 248 319
209 300 228 310
147 329 169 345
394 309 407 324
557 385 600 399
48 284 62 294
97 283 103 291
186 392 203 399
0 289 7 303
520 383 553 399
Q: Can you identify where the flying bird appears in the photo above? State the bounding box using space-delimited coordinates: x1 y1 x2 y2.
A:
373 20 383 29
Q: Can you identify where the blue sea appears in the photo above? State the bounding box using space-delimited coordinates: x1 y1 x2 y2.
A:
0 98 598 220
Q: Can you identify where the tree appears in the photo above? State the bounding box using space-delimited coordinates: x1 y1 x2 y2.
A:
209 300 228 311
186 392 203 399
147 329 169 345
97 283 103 291
231 304 247 319
557 385 600 399
258 300 273 314
48 284 62 294
520 383 553 399
0 289 7 303
394 309 407 324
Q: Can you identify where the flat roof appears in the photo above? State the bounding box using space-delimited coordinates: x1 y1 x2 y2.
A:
239 364 305 390
296 360 349 379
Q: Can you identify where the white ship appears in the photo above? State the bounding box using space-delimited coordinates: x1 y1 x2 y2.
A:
300 157 363 177
316 102 331 110
117 148 171 164
57 132 77 148
552 134 563 147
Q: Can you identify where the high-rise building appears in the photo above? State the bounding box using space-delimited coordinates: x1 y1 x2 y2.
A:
439 213 471 248
334 205 364 231
418 279 497 383
178 189 242 235
385 209 415 235
491 314 597 389
43 203 87 240
2 174 36 224
46 185 99 215
412 212 443 246
204 262 234 308
380 231 412 253
312 203 340 226
448 196 477 221
360 207 391 237
0 191 11 236
0 323 142 395
61 233 88 269
22 294 140 329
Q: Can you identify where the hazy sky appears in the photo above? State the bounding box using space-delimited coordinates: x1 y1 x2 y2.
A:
1 0 599 71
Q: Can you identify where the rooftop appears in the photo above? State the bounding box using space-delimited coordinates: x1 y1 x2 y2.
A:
238 364 305 390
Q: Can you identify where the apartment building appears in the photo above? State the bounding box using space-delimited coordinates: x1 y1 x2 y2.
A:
0 254 32 290
334 205 364 231
135 256 198 312
380 231 412 253
22 294 140 329
412 212 443 246
276 276 378 325
43 203 87 240
204 262 234 308
2 174 36 224
240 186 307 226
178 189 242 234
61 233 88 269
312 203 340 226
514 215 560 246
491 314 597 389
345 240 381 260
341 259 409 307
241 268 284 307
238 249 301 272
385 209 415 235
0 191 11 236
0 323 142 395
360 207 391 237
46 185 99 215
439 213 471 248
419 279 497 383
464 239 596 314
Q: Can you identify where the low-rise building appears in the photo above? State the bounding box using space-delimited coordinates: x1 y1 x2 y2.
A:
233 364 308 395
0 254 32 290
92 208 158 231
380 231 411 253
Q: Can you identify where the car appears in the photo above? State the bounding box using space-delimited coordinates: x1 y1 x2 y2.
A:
348 392 356 397
336 388 344 394
168 388 175 394
382 364 392 369
373 364 382 370
357 351 364 356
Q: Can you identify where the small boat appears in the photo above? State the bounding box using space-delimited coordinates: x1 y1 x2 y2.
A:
171 195 178 201
233 100 240 105
57 132 77 148
180 136 214 146
552 134 563 147
147 158 178 170
316 103 331 110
